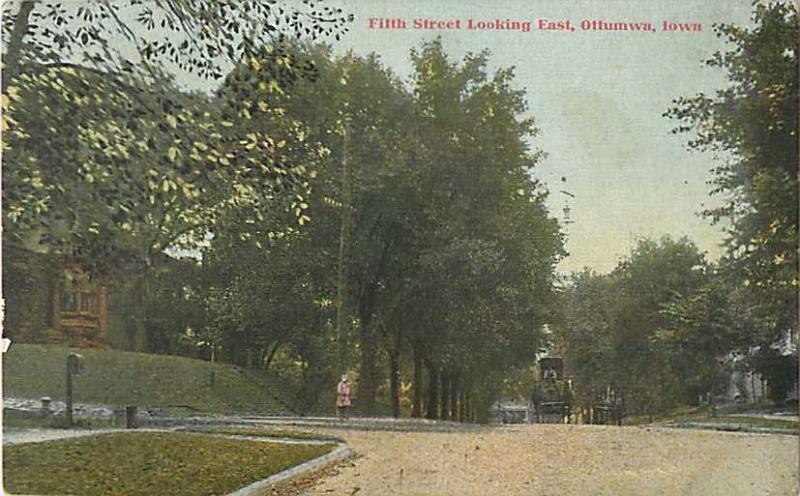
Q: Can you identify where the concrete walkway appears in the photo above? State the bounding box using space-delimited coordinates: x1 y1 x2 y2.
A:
235 415 481 433
2 427 171 445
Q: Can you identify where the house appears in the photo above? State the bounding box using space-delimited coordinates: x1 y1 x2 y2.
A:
3 244 109 348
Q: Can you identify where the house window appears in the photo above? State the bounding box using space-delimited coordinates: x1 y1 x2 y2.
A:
61 267 95 314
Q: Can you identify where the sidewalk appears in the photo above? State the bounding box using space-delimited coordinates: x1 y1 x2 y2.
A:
3 427 167 445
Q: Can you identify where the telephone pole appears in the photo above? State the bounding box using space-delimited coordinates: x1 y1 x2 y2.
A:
335 59 353 372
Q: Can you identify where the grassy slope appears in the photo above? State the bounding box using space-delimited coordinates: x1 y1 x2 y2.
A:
3 344 293 415
3 431 334 496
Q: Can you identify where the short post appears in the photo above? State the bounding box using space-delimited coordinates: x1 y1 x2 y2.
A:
40 397 52 417
125 406 138 429
65 353 84 427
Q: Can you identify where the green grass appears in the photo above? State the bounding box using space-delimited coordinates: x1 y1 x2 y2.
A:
624 404 798 432
3 431 335 496
3 344 293 415
692 415 798 430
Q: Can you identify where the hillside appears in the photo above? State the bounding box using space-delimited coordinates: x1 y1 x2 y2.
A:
3 344 294 415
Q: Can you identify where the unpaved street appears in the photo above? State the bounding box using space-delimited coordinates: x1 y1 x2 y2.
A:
302 424 798 495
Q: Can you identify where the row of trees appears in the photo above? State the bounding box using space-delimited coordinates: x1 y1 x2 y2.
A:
556 2 798 414
194 42 563 419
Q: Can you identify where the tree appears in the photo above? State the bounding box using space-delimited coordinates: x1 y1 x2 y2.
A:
557 236 725 414
206 44 422 415
2 0 351 265
666 2 798 347
405 39 562 421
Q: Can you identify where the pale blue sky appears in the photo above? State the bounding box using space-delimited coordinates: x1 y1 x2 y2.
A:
330 0 755 273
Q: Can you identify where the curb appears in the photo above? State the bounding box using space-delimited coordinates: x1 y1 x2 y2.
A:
225 443 352 496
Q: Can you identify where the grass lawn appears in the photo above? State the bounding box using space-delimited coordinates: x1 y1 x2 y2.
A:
3 431 335 496
3 344 293 415
627 405 798 431
692 415 798 430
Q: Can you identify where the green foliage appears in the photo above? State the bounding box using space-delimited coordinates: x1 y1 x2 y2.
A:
752 348 799 403
192 40 564 419
558 236 724 414
1 1 350 271
387 39 563 417
3 431 334 496
4 11 563 419
1 2 349 354
2 62 322 270
666 2 799 345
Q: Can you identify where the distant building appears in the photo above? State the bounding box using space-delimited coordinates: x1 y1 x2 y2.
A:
722 330 799 404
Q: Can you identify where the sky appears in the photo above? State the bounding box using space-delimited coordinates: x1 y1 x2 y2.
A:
328 0 756 274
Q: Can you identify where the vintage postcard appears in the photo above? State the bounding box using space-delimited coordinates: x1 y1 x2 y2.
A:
1 0 797 494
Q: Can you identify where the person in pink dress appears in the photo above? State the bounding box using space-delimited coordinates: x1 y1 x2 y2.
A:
336 374 351 419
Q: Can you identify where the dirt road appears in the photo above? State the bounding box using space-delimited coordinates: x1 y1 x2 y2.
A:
301 424 798 495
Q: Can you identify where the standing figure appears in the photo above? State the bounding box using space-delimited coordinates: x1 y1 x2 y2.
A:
336 374 351 419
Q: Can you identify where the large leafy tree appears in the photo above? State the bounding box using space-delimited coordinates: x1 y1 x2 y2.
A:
3 65 322 268
557 237 723 414
406 40 563 421
2 0 351 264
666 2 798 346
201 44 422 414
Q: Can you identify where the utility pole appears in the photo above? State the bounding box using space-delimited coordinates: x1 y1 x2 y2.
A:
335 59 353 372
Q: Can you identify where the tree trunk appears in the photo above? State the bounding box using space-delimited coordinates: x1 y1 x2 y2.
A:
458 387 466 422
5 1 35 82
411 342 423 418
358 303 377 415
449 373 459 421
389 334 401 418
440 370 450 420
263 340 281 370
425 362 438 420
335 128 352 371
132 273 151 353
